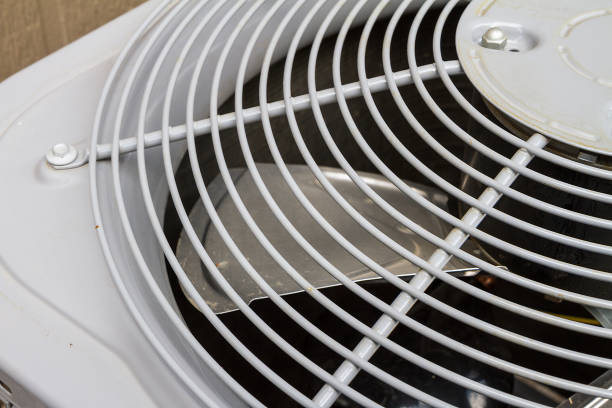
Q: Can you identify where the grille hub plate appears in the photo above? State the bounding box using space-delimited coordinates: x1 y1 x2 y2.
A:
456 0 612 156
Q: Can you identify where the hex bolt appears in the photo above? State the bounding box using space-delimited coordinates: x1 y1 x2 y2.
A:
52 143 69 157
481 27 507 50
46 143 78 166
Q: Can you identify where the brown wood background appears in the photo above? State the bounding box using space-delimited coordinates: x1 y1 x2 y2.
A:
0 0 146 81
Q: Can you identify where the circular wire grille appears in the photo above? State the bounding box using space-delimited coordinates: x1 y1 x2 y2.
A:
90 1 612 407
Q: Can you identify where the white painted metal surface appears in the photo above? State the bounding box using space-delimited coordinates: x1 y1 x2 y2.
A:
3 0 612 407
0 1 205 407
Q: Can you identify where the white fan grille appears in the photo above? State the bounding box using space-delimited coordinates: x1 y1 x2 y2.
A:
88 0 612 407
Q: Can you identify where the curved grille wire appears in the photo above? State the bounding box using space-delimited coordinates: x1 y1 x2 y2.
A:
90 0 612 407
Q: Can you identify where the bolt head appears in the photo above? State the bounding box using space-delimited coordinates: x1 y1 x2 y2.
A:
52 143 69 157
481 27 507 50
46 143 78 166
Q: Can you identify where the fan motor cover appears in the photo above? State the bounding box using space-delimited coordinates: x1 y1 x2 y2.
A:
456 0 612 156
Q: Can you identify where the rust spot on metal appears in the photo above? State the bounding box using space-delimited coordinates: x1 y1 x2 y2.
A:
477 274 496 288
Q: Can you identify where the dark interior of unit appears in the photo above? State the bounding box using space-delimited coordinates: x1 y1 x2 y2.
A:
162 5 612 407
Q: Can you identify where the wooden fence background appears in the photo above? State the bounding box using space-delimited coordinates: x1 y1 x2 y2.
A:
0 0 146 81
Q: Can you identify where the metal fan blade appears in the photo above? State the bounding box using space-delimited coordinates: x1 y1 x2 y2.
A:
176 164 483 314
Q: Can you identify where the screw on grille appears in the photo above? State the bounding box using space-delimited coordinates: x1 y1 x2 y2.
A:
46 143 78 166
480 27 507 50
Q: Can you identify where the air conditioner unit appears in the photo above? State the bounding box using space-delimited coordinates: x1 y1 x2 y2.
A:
1 0 611 407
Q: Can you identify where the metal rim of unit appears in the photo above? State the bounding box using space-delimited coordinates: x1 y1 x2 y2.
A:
89 1 612 407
